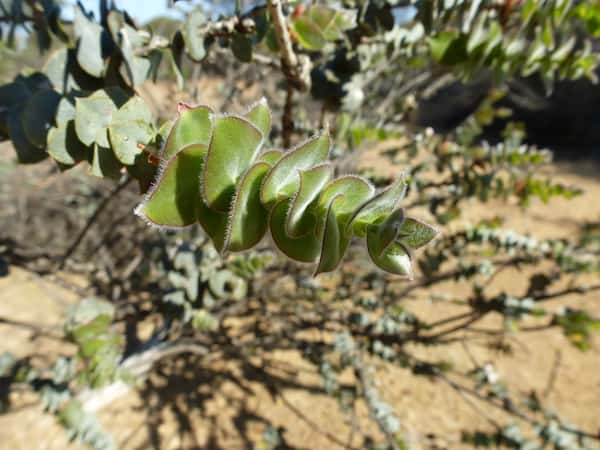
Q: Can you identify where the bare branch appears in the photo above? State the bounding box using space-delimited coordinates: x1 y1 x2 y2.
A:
266 0 311 92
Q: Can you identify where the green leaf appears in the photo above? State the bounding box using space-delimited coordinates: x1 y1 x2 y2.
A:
258 149 282 165
292 16 327 51
333 7 357 31
225 162 271 252
269 198 321 263
168 32 185 90
43 48 103 94
231 33 253 62
287 164 333 237
397 217 439 250
308 6 338 39
73 7 106 78
136 143 206 227
197 195 229 253
244 98 271 137
108 96 154 164
21 89 61 148
74 89 127 147
313 177 375 274
261 133 330 208
429 31 468 65
119 24 152 87
315 195 349 275
307 6 355 41
318 175 375 230
55 96 77 125
183 8 208 61
430 31 456 61
161 104 213 160
90 144 121 179
127 152 158 193
47 120 89 165
367 224 413 278
202 115 263 212
347 177 406 235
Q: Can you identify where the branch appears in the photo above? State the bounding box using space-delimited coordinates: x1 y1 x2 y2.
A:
79 339 210 412
58 176 133 269
267 0 310 92
353 353 401 450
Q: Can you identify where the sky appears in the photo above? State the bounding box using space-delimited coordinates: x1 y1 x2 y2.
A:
59 0 244 23
60 0 182 23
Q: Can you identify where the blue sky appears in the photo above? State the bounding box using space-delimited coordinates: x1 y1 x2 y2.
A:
59 1 268 23
60 0 219 23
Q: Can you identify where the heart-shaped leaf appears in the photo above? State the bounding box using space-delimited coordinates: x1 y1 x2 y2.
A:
183 8 208 61
74 89 127 147
90 144 121 179
108 96 154 164
47 120 89 165
73 7 106 78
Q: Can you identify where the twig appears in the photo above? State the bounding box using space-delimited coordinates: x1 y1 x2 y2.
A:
441 374 502 431
353 354 400 450
279 393 354 449
543 349 561 398
436 371 600 442
267 0 311 145
58 176 133 269
79 339 211 412
282 84 295 147
267 0 310 92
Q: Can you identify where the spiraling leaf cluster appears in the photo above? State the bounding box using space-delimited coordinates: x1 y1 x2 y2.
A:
136 99 438 276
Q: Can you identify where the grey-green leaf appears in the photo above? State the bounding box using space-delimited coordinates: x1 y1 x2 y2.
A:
47 120 89 165
21 89 61 148
73 7 105 78
108 97 154 164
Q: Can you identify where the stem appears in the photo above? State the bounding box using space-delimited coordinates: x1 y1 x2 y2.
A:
267 0 301 87
282 84 295 147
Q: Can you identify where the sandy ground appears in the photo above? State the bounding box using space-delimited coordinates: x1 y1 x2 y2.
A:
0 157 598 450
0 79 599 449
